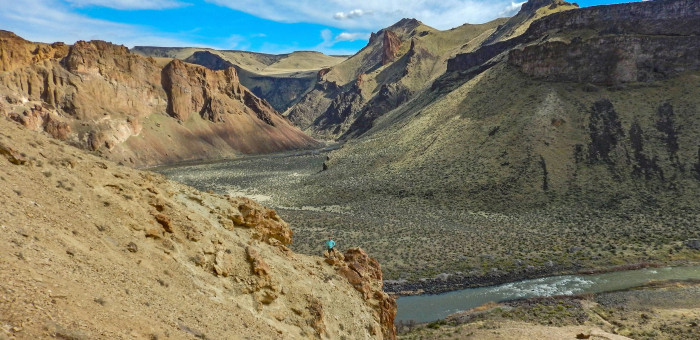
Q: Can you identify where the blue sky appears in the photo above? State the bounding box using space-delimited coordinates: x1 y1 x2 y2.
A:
0 0 647 55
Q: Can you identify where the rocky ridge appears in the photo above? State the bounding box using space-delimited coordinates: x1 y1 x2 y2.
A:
286 17 507 139
0 32 317 167
0 116 395 339
445 0 700 84
134 47 347 113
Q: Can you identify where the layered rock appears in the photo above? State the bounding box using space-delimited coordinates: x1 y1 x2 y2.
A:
444 0 700 86
135 47 345 113
0 32 317 166
509 35 700 85
161 59 276 124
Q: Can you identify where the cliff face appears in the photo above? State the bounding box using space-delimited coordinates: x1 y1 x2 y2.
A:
286 17 505 139
134 47 346 113
0 117 396 339
382 31 402 66
447 0 700 78
0 33 317 167
508 35 700 85
506 0 700 85
161 59 277 125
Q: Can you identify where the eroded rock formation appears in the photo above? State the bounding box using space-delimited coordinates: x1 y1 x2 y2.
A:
382 31 402 66
0 32 317 166
326 248 397 340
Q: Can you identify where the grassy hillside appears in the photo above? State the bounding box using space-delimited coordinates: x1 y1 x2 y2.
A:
287 18 508 138
159 0 700 290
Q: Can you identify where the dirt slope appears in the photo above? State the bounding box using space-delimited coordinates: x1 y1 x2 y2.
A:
0 32 318 167
0 117 395 339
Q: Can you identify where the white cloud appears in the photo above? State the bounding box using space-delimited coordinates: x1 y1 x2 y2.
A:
333 9 372 20
320 29 333 42
65 0 187 10
499 1 526 16
0 0 210 48
310 29 370 53
335 32 370 42
206 0 523 30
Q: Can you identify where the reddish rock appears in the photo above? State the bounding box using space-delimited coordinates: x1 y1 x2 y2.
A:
0 142 27 165
230 198 292 246
246 246 271 278
153 213 173 233
0 32 318 166
382 31 401 66
335 248 397 340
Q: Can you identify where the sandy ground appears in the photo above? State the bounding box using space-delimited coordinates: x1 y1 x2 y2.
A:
0 117 387 339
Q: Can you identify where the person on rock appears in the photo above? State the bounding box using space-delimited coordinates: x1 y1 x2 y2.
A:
325 237 336 258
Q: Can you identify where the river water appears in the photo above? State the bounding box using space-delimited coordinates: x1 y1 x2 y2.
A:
396 266 700 323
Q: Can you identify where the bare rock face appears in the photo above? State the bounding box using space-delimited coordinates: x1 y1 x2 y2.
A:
382 31 401 66
162 59 242 122
0 32 317 166
506 0 700 85
509 35 700 85
445 0 700 86
0 30 68 72
332 248 397 340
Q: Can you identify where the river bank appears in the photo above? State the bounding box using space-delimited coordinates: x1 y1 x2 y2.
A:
395 265 700 324
386 261 700 297
398 278 700 339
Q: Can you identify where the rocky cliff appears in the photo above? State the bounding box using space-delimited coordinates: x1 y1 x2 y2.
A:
507 0 700 85
134 47 346 113
0 116 395 339
286 17 506 139
0 32 317 167
381 31 402 66
446 0 700 82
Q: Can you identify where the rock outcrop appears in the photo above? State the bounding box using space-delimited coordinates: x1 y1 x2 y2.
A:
508 35 700 85
444 0 700 86
326 248 397 340
135 47 346 113
382 31 402 66
0 32 317 166
161 59 277 125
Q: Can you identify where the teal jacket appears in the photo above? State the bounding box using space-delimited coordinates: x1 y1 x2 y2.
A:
326 240 336 249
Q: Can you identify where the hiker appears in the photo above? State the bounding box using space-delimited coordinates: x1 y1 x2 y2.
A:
325 237 336 258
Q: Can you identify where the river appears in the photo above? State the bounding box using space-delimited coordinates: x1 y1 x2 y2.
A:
396 266 700 323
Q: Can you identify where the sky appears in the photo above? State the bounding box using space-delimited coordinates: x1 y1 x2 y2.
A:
0 0 648 55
